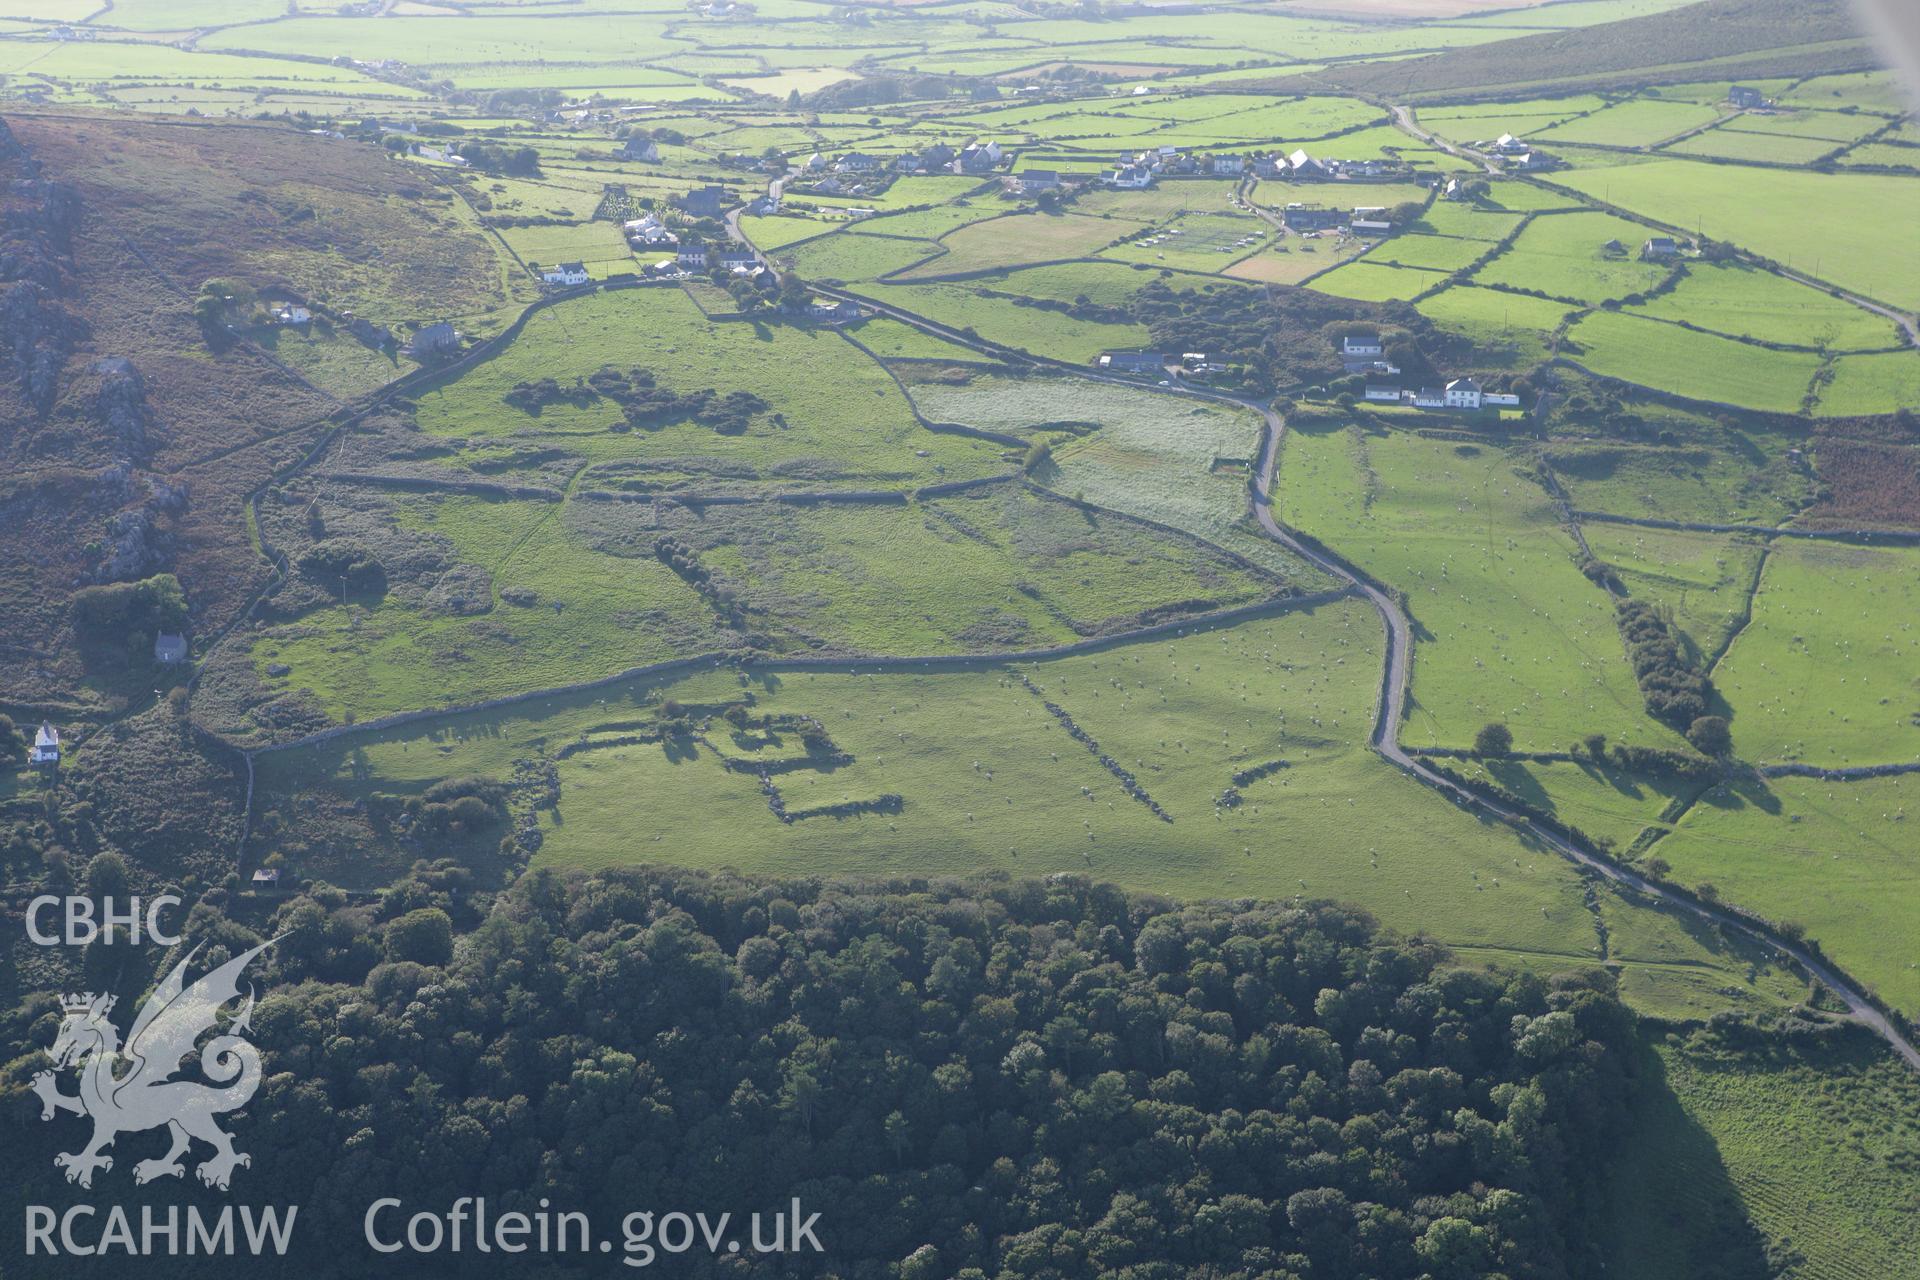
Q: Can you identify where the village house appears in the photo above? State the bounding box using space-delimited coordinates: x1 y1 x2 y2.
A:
153 632 188 664
618 136 661 163
1491 133 1527 155
1095 350 1167 374
406 322 459 357
1105 164 1154 189
1412 387 1446 409
1209 154 1245 177
1509 151 1557 171
677 243 709 269
956 140 1002 173
716 246 757 272
1602 238 1627 256
919 143 956 172
674 185 730 217
804 152 828 172
1343 334 1384 357
812 176 845 195
31 722 59 766
1364 385 1402 402
747 194 779 216
542 262 591 286
1642 235 1681 260
1016 168 1061 192
1444 376 1483 410
251 868 282 886
1728 84 1767 109
806 297 862 323
1483 390 1522 408
836 152 882 172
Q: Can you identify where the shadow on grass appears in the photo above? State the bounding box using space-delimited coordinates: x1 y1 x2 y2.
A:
1594 1035 1774 1280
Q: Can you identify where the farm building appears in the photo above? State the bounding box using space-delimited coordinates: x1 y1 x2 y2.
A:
406 323 459 357
806 297 862 323
31 722 59 765
542 262 590 286
252 868 281 886
271 303 311 326
1016 168 1061 192
1602 238 1627 256
1642 236 1681 260
1352 219 1392 237
1096 350 1167 374
1284 206 1341 231
1412 387 1446 408
154 632 187 664
1365 385 1402 402
1728 85 1767 108
1484 391 1522 408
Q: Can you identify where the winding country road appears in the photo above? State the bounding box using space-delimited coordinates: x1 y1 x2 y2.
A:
750 224 1920 1068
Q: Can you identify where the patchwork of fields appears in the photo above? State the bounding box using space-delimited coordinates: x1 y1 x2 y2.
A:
5 9 1918 1273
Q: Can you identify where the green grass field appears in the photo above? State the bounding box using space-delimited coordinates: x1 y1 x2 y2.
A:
856 281 1154 362
1564 311 1822 412
1278 422 1680 753
1554 161 1920 312
1472 210 1674 305
1712 540 1920 766
1533 97 1724 147
1582 524 1764 658
1416 284 1570 372
1543 422 1813 525
1659 771 1920 1017
1627 261 1903 351
1815 351 1920 418
897 212 1126 279
1309 259 1448 302
255 604 1797 1016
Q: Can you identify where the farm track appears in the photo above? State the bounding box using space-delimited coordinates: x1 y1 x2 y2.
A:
776 261 1920 1072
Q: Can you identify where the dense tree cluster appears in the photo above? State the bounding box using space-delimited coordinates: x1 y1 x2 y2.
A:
5 871 1644 1278
1614 599 1715 730
506 366 770 435
1127 283 1463 395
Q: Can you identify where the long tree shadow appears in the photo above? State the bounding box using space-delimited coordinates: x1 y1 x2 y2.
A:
1597 1035 1775 1280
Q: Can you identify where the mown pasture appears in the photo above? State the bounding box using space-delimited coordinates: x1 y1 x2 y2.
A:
1711 540 1920 767
1659 771 1920 1017
1277 422 1678 753
1627 261 1903 351
1471 210 1674 305
256 607 1799 1017
1563 311 1822 412
1554 161 1920 312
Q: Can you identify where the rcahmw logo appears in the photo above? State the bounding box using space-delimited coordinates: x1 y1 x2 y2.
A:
24 938 301 1259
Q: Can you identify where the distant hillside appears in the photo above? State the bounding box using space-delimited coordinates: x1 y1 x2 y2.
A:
1270 0 1875 101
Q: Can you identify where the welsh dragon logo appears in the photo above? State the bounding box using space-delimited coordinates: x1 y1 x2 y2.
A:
31 940 274 1191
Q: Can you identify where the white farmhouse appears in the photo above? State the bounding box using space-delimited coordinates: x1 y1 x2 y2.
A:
1444 376 1483 410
